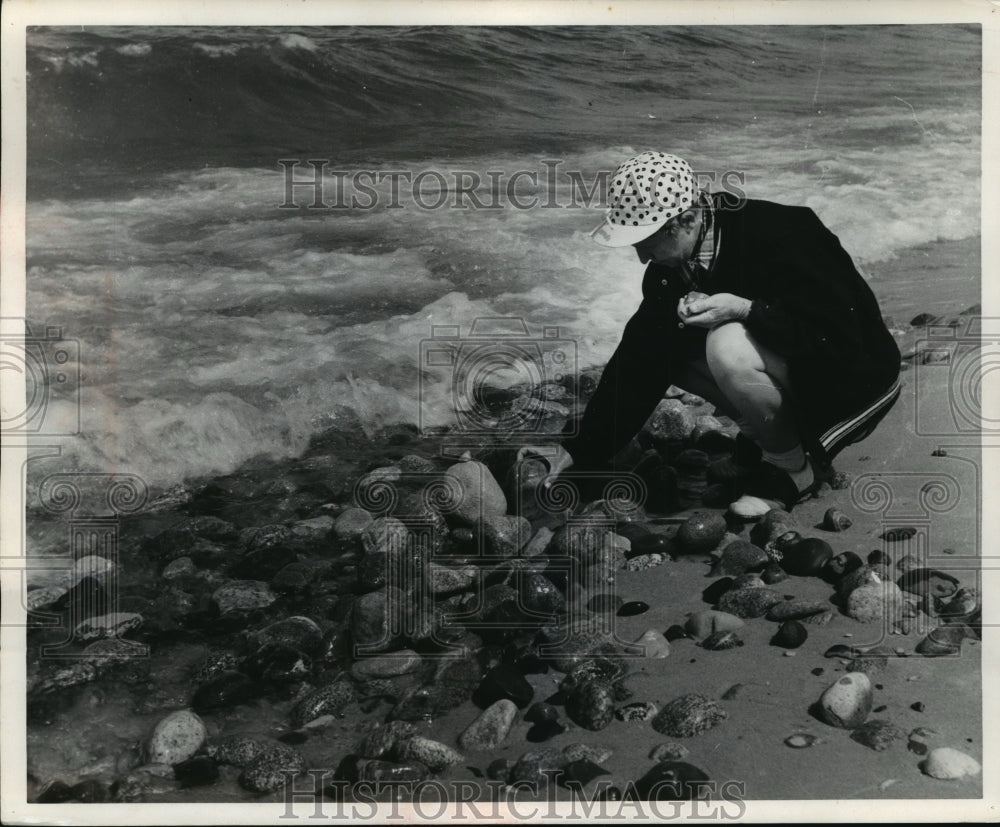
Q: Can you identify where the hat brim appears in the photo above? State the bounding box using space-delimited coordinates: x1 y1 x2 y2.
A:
589 217 662 248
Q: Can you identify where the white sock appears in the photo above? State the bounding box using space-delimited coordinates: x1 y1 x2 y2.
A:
761 444 814 492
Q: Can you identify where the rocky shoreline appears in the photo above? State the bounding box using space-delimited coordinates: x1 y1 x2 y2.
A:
24 302 984 805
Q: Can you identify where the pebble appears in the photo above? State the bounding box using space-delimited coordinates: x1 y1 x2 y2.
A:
771 620 807 649
333 507 374 543
818 673 873 729
146 710 206 765
780 538 834 576
649 742 690 761
851 719 904 751
676 512 727 553
73 612 143 642
290 678 355 727
748 509 798 549
651 694 727 737
211 736 269 767
559 759 611 788
665 624 689 641
822 508 853 532
911 701 925 713
643 398 697 442
921 747 981 780
251 616 324 653
443 460 508 524
847 581 905 623
521 526 555 557
563 743 614 764
427 563 478 595
701 630 743 650
565 680 616 731
526 720 566 742
784 733 820 749
355 720 417 759
395 736 464 772
191 671 258 712
162 556 196 579
616 600 650 617
486 758 511 780
616 701 658 722
356 758 430 784
824 551 864 580
702 577 734 604
634 761 711 801
173 756 219 788
633 629 671 658
730 572 765 590
459 699 518 751
717 587 784 619
351 587 404 653
238 744 305 793
897 568 960 599
212 581 276 615
473 664 534 709
525 702 560 724
479 514 531 558
685 610 745 639
915 625 972 657
350 649 423 679
624 553 665 571
766 599 829 621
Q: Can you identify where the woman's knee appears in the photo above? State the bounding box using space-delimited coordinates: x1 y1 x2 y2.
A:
705 322 762 378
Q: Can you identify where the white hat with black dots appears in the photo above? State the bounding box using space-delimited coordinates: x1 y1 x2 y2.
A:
590 151 699 247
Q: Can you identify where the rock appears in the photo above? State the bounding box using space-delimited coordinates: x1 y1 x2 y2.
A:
717 587 784 618
616 701 659 722
921 747 982 780
526 720 566 742
760 562 788 584
851 719 904 751
428 563 477 596
560 656 627 693
508 748 566 788
478 515 531 558
818 673 872 728
651 694 727 737
749 509 797 549
521 526 555 557
443 460 508 525
250 616 324 653
351 587 404 653
616 600 649 617
711 540 768 576
895 554 920 573
212 581 276 615
146 710 206 765
624 553 666 571
846 580 905 623
238 744 305 793
771 620 807 649
558 759 611 788
80 638 151 683
395 736 464 772
780 539 834 576
191 671 259 712
356 720 417 759
473 664 534 709
784 733 820 749
730 572 765 590
701 631 743 650
836 564 882 599
565 680 616 731
821 508 852 531
643 398 697 442
162 557 197 579
211 736 269 768
518 572 565 615
676 512 727 554
897 568 960 599
290 678 355 727
356 758 430 784
915 624 973 656
633 629 671 658
767 599 830 621
173 756 219 787
562 743 613 765
649 742 689 761
351 649 422 679
459 699 518 751
334 507 374 543
823 552 865 582
685 610 745 639
634 761 711 800
73 612 143 642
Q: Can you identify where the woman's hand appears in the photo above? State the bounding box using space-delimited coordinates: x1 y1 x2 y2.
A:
677 292 752 328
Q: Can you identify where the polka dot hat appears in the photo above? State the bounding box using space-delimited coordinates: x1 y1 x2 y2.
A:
590 151 698 247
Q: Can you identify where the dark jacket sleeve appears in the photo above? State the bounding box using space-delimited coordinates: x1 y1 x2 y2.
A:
741 212 867 364
562 305 671 470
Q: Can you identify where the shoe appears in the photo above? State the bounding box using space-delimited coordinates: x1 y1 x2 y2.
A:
707 433 763 484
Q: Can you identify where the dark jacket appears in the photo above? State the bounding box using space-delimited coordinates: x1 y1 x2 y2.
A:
563 193 901 470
